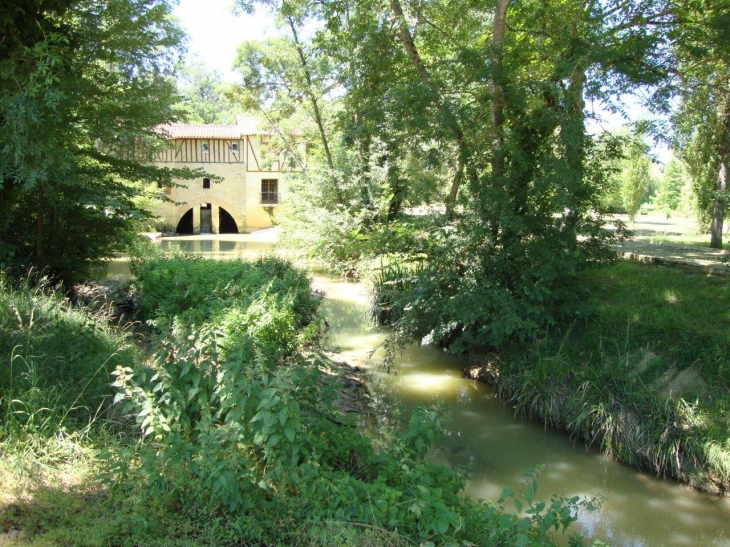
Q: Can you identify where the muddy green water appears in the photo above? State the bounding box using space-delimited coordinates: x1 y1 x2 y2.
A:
110 234 730 547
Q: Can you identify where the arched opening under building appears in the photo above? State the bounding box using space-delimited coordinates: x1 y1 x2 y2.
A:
200 204 212 233
175 205 239 234
176 209 193 234
219 208 238 233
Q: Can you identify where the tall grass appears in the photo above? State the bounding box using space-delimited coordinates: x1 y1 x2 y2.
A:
369 260 424 325
0 274 139 467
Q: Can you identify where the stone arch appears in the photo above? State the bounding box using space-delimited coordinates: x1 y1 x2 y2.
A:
175 195 245 234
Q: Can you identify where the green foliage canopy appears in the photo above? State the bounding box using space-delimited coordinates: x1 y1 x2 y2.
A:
619 129 653 222
670 0 730 246
244 0 670 348
655 155 687 213
176 56 242 124
0 0 194 284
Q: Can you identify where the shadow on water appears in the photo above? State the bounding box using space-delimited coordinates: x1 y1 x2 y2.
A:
109 236 730 547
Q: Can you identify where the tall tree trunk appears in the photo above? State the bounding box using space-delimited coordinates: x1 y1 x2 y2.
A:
446 158 464 219
561 1 588 236
257 104 310 173
710 160 727 249
485 0 510 233
389 0 478 216
386 163 405 221
287 16 343 205
565 1 587 178
360 131 372 189
710 94 730 249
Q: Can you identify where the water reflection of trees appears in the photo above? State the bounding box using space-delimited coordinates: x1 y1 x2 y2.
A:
321 299 375 341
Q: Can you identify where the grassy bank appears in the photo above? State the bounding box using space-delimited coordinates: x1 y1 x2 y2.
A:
0 274 143 544
0 274 139 470
1 259 602 546
467 261 730 494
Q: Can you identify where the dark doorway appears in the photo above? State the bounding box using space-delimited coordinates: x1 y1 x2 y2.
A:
176 209 193 234
219 207 238 233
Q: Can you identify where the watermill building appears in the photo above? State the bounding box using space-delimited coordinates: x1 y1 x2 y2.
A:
151 115 304 234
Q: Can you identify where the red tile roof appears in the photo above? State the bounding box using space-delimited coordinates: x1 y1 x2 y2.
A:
156 116 272 139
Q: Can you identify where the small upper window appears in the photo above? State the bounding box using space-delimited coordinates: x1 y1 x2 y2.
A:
231 143 239 153
203 178 211 189
201 141 209 153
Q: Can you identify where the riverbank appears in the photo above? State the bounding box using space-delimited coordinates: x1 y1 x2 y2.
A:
1 257 594 547
464 259 730 496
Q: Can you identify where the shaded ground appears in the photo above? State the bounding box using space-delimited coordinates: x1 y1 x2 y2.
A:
610 214 730 275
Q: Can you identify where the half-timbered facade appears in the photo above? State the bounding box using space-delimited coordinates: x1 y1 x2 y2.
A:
151 116 304 234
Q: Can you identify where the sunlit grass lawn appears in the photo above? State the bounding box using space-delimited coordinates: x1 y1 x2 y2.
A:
632 234 719 248
611 212 721 248
583 261 730 348
576 260 730 441
503 260 730 486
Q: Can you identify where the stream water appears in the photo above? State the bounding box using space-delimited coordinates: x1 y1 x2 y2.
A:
108 233 730 547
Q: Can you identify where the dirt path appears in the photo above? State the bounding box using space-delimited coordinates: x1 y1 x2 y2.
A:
609 214 730 276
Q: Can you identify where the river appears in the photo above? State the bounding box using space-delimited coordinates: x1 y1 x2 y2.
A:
107 233 730 547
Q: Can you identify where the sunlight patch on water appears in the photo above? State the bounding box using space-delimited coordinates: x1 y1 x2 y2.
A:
394 373 465 395
315 280 371 305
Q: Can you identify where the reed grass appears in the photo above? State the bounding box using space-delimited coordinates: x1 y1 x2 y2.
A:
0 274 139 465
369 260 425 326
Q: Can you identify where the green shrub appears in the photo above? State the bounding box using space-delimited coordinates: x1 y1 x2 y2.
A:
132 254 317 330
113 326 596 545
370 260 425 326
370 208 623 355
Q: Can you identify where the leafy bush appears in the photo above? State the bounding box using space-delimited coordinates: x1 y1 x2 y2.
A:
371 206 624 354
132 254 318 330
114 325 596 546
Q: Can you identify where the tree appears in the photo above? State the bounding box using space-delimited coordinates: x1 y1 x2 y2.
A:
655 155 687 213
236 0 672 348
0 0 193 284
176 56 241 124
620 130 653 222
234 33 344 202
671 0 730 247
